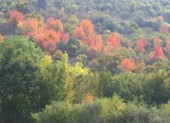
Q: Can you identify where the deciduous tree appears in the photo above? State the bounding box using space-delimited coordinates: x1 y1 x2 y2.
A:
0 36 43 123
118 58 135 72
0 34 4 42
106 32 121 49
9 10 25 24
150 38 164 60
136 37 146 53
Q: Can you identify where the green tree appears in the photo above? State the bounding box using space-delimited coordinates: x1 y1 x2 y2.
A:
100 95 125 123
98 71 113 97
0 36 43 123
111 73 145 102
33 95 125 123
32 101 77 123
143 70 170 105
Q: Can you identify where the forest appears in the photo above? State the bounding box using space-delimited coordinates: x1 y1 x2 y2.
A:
1 0 170 123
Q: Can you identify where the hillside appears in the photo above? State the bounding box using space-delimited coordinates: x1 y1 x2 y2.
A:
0 0 170 123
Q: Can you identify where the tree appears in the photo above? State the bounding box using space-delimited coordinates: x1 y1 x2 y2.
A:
73 26 86 41
73 19 95 44
159 24 169 34
98 71 113 97
18 17 45 38
0 36 43 123
111 73 146 102
118 58 135 72
38 54 58 108
79 19 95 37
83 92 94 103
8 10 25 24
106 32 121 49
136 37 146 53
65 15 79 33
100 95 125 123
36 53 73 103
52 53 74 101
32 101 98 123
18 17 64 53
61 33 70 43
149 38 164 60
143 70 170 105
41 29 60 53
32 95 125 123
0 34 4 42
120 102 152 123
165 39 170 52
73 19 103 51
46 17 63 32
38 0 47 9
4 10 25 34
89 34 103 51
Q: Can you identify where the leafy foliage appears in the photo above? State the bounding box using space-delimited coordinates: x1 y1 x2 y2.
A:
0 36 43 122
1 0 170 123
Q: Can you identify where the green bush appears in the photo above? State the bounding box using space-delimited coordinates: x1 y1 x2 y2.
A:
33 95 125 123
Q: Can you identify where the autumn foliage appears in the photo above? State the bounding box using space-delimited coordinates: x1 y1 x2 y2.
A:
106 33 121 49
17 15 69 53
159 24 169 34
4 10 168 60
137 37 146 53
150 38 164 60
93 35 103 51
158 16 169 34
74 19 95 41
80 20 95 36
18 17 45 37
119 58 135 72
74 26 86 41
83 92 94 103
46 17 63 32
157 16 164 22
74 19 103 51
165 39 170 52
60 33 70 43
0 34 4 42
9 10 25 24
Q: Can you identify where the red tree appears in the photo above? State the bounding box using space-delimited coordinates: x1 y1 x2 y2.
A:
107 33 121 49
18 17 61 52
18 17 45 37
137 37 146 53
154 38 164 57
119 58 135 72
159 24 169 34
36 29 60 52
154 45 164 57
79 19 94 37
18 16 70 53
74 19 103 51
9 10 25 24
73 26 86 41
74 19 95 43
94 35 103 51
44 29 60 43
46 17 63 32
149 38 164 60
61 33 70 43
0 34 4 42
43 40 57 53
